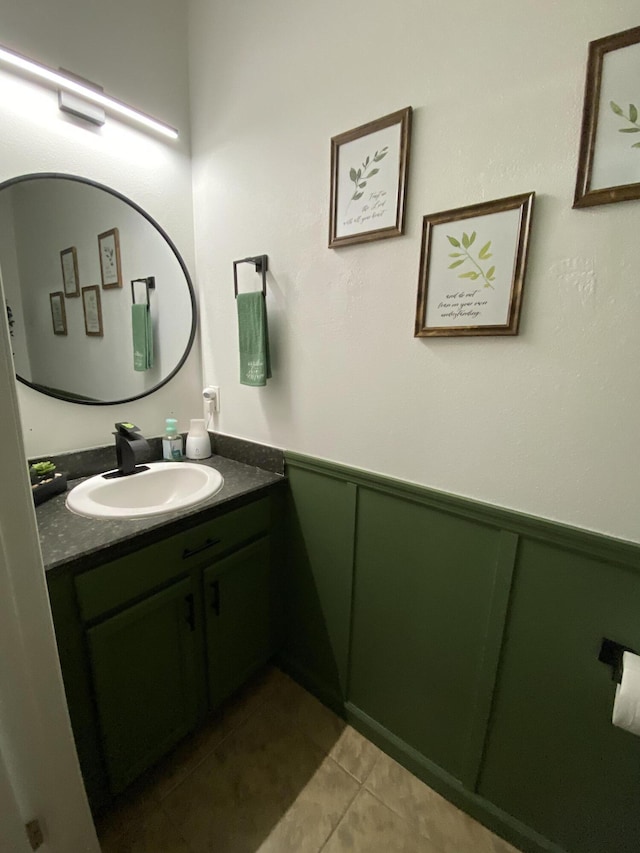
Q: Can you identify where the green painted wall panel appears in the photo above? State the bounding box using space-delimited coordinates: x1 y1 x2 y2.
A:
349 487 503 783
464 530 519 791
283 452 640 853
281 465 356 701
478 538 640 853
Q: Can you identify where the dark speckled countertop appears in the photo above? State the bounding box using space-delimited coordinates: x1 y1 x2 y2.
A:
36 444 285 578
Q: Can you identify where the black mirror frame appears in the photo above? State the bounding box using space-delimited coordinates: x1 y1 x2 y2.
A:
1 172 197 406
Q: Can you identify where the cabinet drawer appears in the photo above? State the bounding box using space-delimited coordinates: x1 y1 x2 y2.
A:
75 497 271 622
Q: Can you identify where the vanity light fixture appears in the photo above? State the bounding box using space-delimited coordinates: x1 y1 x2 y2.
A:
0 42 178 140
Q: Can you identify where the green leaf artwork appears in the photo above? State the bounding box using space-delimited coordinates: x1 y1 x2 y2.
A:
347 147 388 210
609 101 640 149
446 231 496 289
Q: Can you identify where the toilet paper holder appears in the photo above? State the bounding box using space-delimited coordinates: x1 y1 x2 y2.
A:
598 638 638 683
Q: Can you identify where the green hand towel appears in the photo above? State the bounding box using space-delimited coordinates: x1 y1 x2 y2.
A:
132 304 154 371
237 291 271 386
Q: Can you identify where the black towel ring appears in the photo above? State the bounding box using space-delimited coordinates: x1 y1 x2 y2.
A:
131 277 156 305
233 255 268 298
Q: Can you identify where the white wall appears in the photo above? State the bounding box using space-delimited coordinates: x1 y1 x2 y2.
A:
0 0 201 455
0 193 32 378
0 276 99 852
189 0 640 543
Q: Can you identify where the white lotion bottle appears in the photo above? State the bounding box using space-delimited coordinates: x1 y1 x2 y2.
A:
185 419 211 459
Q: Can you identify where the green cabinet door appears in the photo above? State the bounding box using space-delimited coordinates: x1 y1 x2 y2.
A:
87 577 199 794
204 537 276 709
47 571 110 811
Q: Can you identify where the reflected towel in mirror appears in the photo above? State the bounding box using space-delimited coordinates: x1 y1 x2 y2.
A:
132 304 154 371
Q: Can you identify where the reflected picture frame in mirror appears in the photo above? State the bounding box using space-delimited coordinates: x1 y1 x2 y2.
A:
49 291 67 336
81 285 103 337
60 246 79 297
98 227 122 289
0 173 197 405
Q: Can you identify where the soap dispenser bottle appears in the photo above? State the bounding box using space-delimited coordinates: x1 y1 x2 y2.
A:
185 419 211 459
162 418 183 461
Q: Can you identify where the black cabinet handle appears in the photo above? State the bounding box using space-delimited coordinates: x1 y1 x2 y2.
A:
182 537 222 559
185 593 196 631
210 580 220 616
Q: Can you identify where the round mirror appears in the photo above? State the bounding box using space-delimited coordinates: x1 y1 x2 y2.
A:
0 173 196 405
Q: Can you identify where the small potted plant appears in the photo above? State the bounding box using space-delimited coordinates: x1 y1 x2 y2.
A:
29 460 67 505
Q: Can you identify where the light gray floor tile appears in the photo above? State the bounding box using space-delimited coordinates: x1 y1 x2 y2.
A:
329 725 381 783
163 702 351 853
267 672 347 755
95 774 162 846
98 798 192 853
148 666 279 801
256 755 359 853
321 788 441 853
97 668 522 853
365 751 521 853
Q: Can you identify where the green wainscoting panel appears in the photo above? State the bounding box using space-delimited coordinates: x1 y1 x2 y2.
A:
284 452 640 569
464 530 519 790
281 464 357 703
348 486 504 785
283 451 640 853
478 538 640 853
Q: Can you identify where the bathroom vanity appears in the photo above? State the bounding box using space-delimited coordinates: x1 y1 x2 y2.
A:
40 450 285 812
10 170 288 815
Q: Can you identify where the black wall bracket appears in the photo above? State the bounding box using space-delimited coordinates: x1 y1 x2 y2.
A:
131 276 156 305
233 255 268 298
598 637 638 683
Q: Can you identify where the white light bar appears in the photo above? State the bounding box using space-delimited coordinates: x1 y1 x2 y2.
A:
0 43 178 140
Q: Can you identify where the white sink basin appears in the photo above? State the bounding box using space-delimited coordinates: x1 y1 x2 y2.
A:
66 462 224 519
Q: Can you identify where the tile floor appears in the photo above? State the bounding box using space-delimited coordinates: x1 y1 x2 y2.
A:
96 666 522 853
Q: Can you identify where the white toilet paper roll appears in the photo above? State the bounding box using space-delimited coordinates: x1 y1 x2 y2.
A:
612 651 640 736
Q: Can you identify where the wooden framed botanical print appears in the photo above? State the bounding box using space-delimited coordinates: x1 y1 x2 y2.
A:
98 227 122 288
415 192 534 337
329 107 412 248
574 25 640 207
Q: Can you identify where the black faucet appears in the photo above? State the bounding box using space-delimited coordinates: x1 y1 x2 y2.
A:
106 422 150 478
